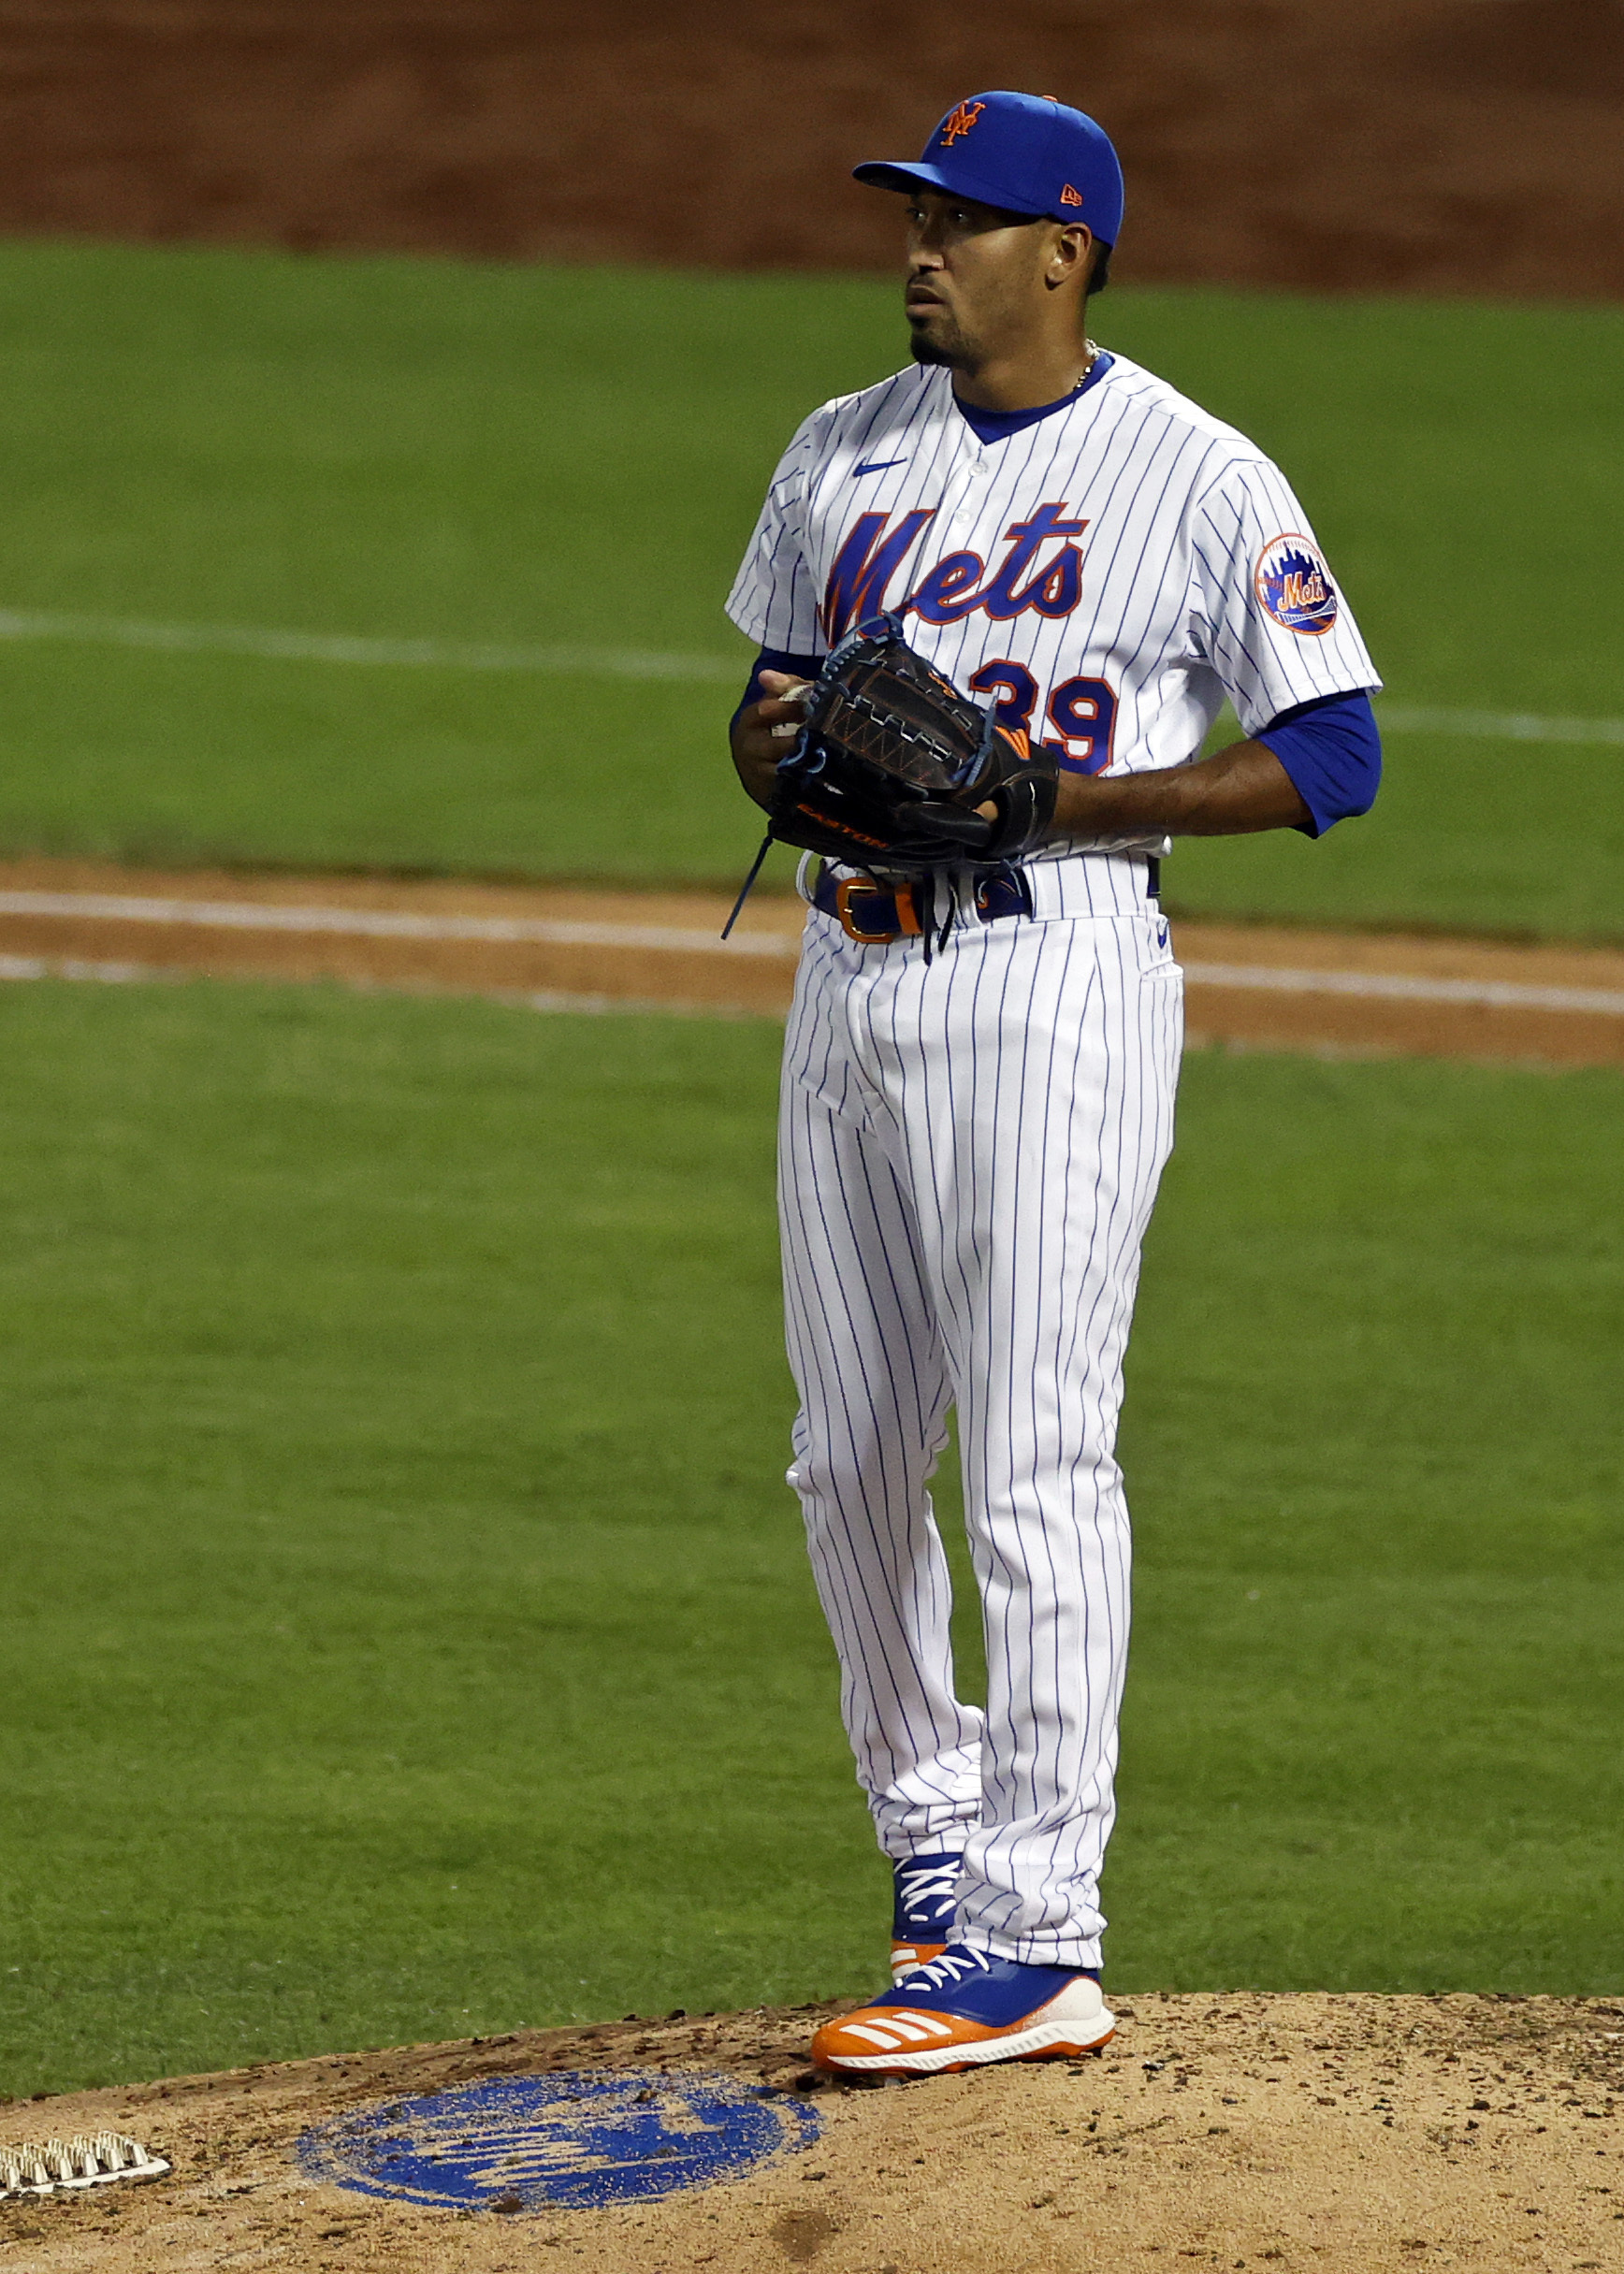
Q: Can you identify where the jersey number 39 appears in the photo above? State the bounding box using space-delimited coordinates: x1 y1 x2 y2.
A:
967 661 1116 775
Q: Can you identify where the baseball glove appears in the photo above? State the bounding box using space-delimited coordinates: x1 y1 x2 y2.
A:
769 616 1059 871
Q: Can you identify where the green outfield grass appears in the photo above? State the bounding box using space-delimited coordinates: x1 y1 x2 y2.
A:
0 241 1617 935
0 976 1617 2096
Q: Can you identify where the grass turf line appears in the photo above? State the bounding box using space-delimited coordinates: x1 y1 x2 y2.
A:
0 977 1617 2094
0 241 1617 936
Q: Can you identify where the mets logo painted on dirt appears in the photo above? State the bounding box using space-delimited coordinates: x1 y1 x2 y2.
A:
939 100 986 144
298 2070 819 2212
1254 533 1339 636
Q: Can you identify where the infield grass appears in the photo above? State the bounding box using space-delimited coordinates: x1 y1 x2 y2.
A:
0 240 1617 937
0 976 1617 2096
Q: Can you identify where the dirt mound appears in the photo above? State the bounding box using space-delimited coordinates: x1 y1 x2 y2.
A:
4 1993 1620 2270
0 2 1619 299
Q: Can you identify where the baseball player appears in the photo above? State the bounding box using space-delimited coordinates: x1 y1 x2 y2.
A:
726 90 1381 2076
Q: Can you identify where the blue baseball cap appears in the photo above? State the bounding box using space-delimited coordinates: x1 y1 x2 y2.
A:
854 90 1124 245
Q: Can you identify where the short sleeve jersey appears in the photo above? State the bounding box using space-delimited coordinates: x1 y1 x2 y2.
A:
726 354 1380 855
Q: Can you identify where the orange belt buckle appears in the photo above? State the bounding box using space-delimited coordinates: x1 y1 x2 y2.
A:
835 876 922 944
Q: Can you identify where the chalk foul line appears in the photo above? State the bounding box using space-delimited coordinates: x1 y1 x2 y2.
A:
1375 704 1624 746
0 891 1620 1017
0 607 1617 746
0 609 744 684
0 953 761 1021
1180 961 1624 1018
0 891 797 961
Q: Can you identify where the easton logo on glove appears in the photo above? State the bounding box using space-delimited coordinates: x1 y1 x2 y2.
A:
769 616 1059 873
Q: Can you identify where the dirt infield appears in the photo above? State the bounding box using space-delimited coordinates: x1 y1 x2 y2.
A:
2 859 1622 1068
0 2 1618 299
4 1994 1620 2271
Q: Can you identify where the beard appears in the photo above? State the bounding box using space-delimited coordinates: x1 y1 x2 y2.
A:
906 306 976 370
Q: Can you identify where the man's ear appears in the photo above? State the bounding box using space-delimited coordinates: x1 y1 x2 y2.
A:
1044 222 1095 292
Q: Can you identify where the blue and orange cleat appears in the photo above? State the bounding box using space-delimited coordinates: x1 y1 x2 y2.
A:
814 1943 1115 2076
890 1852 963 1981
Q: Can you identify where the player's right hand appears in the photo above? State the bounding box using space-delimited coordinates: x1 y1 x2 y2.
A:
730 671 812 810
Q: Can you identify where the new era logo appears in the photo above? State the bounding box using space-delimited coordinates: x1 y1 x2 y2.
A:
1060 182 1083 208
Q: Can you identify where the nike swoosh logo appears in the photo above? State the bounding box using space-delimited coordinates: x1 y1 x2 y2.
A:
852 458 908 478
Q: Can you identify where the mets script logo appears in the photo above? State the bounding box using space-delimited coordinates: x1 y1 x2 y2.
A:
1254 533 1339 636
819 504 1090 644
939 100 986 145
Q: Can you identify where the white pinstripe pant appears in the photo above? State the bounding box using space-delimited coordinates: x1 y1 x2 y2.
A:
778 859 1182 1970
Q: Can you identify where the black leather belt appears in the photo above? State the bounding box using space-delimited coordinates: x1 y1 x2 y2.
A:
812 857 1160 945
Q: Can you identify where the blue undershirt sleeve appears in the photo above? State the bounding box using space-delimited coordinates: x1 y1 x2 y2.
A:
733 646 824 726
1255 689 1383 838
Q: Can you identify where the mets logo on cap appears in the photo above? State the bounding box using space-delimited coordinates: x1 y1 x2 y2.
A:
939 100 986 144
1254 532 1339 636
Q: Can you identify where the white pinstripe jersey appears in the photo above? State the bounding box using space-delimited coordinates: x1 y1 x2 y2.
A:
726 353 1381 860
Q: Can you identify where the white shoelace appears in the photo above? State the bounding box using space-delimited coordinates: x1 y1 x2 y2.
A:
901 1944 993 1992
897 1860 960 1915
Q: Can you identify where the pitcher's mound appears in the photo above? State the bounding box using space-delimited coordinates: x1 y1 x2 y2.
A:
3 1992 1620 2270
